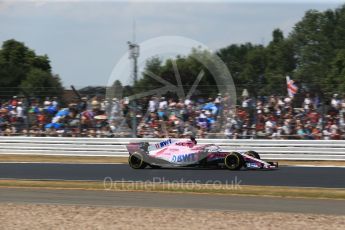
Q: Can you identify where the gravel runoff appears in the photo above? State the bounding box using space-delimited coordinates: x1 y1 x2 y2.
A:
0 203 344 230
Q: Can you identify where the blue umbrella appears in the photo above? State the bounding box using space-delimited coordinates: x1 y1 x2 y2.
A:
45 123 63 129
157 111 165 118
207 117 215 124
202 103 218 114
45 123 53 129
52 123 62 129
33 106 40 114
44 123 63 129
46 105 57 114
56 109 69 117
202 103 215 110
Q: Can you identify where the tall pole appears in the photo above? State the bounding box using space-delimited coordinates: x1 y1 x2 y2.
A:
128 29 139 137
133 52 138 84
71 85 83 136
128 42 139 84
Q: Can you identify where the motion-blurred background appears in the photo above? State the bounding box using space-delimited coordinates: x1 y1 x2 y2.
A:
1 0 344 139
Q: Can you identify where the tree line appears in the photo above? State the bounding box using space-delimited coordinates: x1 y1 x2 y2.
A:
0 39 63 99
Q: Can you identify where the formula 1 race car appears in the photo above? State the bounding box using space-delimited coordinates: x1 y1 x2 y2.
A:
126 137 278 170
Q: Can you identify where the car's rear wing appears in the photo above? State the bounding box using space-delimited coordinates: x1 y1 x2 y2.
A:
126 139 175 155
126 143 143 155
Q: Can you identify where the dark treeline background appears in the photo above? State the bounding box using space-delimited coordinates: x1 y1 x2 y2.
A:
1 5 345 103
0 40 63 98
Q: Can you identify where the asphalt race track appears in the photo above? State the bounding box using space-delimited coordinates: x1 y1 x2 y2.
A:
1 188 345 215
0 163 344 188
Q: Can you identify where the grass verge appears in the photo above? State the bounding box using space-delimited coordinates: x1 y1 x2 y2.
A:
0 179 344 200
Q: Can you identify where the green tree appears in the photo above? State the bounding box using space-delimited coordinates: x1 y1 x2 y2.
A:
19 68 63 97
217 43 256 95
133 57 163 93
290 10 334 93
325 49 345 95
0 39 63 98
133 50 218 99
263 29 296 95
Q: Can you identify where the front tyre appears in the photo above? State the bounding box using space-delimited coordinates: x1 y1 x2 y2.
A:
224 152 244 170
128 152 147 169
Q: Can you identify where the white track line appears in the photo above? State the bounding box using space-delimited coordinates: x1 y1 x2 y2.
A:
286 165 345 168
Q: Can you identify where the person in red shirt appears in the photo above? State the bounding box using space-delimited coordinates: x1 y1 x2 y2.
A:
307 109 320 125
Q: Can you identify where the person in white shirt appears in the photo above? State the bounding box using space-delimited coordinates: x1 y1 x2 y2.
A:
16 101 24 119
303 93 312 110
184 98 192 106
52 97 59 107
148 97 157 113
159 97 168 110
331 94 340 109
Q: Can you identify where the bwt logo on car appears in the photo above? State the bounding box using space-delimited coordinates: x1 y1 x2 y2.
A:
157 139 172 148
172 153 196 162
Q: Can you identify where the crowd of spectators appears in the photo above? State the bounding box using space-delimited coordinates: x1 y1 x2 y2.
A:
1 93 345 139
135 94 226 138
0 96 115 137
227 93 345 140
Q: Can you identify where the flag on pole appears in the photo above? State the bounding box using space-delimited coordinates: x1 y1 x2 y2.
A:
286 76 298 97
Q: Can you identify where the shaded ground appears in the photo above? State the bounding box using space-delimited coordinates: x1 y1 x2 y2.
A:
1 188 345 214
0 203 344 230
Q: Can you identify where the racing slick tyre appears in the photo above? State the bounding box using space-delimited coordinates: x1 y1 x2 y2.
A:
128 152 148 169
224 152 244 170
245 150 260 159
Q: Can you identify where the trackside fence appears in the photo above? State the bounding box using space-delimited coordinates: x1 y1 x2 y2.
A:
0 137 345 161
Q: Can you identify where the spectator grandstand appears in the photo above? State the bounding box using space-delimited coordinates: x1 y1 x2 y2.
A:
0 93 344 139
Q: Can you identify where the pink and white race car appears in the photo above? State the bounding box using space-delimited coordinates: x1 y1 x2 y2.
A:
126 137 278 170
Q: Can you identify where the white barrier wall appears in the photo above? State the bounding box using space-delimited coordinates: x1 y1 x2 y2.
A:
0 137 345 161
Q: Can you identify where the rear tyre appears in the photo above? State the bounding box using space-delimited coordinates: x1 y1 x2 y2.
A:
128 152 147 169
224 152 244 170
245 150 260 159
